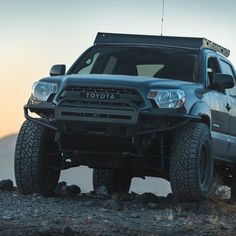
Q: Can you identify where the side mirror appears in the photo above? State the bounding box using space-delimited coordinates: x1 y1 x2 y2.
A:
50 64 66 76
211 73 235 91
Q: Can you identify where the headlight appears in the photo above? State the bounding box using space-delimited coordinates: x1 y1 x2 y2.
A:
32 82 58 102
148 89 185 108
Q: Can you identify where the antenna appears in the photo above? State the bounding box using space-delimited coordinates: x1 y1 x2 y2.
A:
161 0 165 36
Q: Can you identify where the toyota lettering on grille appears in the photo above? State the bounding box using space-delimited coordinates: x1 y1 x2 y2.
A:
85 92 116 100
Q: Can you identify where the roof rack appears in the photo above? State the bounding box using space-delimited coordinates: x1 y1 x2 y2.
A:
94 32 230 58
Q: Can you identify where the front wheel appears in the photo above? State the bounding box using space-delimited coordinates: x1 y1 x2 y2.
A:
93 169 132 194
170 122 213 202
14 120 61 195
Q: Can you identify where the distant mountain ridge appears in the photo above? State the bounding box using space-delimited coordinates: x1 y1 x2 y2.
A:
0 133 17 153
0 133 17 182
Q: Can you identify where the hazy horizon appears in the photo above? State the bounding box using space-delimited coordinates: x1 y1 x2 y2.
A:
1 0 236 137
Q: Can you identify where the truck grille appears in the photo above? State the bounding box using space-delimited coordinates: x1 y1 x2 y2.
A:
58 86 144 109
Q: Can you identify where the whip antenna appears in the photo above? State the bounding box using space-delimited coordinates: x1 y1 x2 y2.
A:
161 0 165 36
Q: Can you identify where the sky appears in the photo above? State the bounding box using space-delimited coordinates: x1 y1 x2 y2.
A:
1 0 236 138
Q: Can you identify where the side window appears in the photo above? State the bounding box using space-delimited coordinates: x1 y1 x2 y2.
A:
220 60 236 96
220 60 235 77
207 57 220 86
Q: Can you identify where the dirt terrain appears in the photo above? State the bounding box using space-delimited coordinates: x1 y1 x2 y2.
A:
1 135 236 235
0 182 236 236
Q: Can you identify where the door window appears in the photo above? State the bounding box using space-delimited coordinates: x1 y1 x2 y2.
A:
207 57 220 86
220 60 236 96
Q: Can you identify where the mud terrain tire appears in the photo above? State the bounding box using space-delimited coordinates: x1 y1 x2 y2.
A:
170 122 213 202
93 169 131 194
15 120 60 195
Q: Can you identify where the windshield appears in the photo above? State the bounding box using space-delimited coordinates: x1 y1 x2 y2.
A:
69 45 198 82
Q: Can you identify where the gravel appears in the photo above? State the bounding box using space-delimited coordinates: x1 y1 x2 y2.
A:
0 181 236 235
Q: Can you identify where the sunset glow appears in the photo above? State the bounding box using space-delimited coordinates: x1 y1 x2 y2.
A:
1 0 236 137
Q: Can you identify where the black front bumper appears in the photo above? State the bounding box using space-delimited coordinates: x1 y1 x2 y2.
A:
24 103 200 137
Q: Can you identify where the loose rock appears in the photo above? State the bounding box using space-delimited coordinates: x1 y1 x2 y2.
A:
64 226 75 236
54 182 69 196
0 179 14 191
67 185 81 195
136 192 160 205
148 202 158 209
0 187 236 236
103 199 122 211
219 220 231 230
95 185 109 195
36 226 52 236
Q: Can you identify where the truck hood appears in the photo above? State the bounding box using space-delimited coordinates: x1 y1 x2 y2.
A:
41 73 195 90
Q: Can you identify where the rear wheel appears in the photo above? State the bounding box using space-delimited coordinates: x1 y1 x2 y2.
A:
15 120 61 195
170 122 213 202
93 169 132 194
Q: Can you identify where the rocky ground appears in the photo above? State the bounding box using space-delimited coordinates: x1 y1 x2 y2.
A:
0 180 236 236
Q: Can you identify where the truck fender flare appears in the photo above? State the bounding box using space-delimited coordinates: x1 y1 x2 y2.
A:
189 101 212 131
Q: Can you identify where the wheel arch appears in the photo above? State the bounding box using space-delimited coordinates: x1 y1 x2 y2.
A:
189 101 212 131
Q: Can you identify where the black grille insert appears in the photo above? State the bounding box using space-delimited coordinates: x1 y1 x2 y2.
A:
58 86 144 109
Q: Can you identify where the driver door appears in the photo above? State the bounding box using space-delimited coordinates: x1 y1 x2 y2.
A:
207 56 231 158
